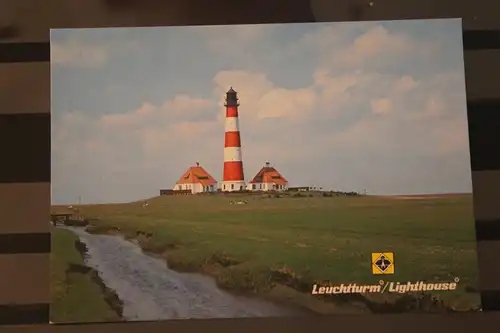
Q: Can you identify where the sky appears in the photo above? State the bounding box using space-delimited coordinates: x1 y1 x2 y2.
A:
50 18 472 205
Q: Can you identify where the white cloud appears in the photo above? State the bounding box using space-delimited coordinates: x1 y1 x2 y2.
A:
432 116 469 155
51 22 471 203
51 40 108 68
287 25 342 55
370 98 393 115
213 70 274 110
52 94 223 203
53 67 467 198
212 70 318 121
334 26 427 68
193 24 268 41
349 26 410 60
51 32 142 68
307 25 438 77
257 87 317 120
192 24 270 52
393 75 420 94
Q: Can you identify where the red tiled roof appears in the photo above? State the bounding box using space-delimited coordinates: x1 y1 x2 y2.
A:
175 166 217 186
249 166 288 185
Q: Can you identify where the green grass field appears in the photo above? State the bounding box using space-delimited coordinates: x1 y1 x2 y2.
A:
50 228 123 323
52 192 481 314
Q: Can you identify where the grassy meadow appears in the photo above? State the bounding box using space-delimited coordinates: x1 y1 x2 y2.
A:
51 192 481 315
50 228 123 323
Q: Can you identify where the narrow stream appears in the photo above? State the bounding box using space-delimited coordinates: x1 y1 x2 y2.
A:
62 226 304 321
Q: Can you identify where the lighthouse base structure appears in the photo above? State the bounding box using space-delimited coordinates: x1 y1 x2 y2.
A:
221 181 246 192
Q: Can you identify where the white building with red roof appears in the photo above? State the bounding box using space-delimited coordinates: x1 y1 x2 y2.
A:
246 162 289 192
173 162 218 194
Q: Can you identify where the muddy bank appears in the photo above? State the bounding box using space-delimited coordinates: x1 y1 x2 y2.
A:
62 226 306 321
83 224 481 315
69 239 124 318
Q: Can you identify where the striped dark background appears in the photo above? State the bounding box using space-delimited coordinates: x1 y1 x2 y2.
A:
0 0 499 331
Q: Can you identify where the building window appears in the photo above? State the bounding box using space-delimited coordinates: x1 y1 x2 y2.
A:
252 184 256 190
223 184 226 190
231 184 234 190
259 184 262 189
240 185 243 191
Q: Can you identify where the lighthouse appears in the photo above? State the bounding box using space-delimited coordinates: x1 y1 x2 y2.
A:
222 87 245 192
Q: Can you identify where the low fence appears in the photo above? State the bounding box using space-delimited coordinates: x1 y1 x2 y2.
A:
159 189 191 196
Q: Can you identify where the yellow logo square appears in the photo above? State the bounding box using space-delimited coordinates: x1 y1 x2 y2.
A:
371 252 395 275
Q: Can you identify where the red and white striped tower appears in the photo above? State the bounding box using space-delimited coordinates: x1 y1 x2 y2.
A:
222 87 245 192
